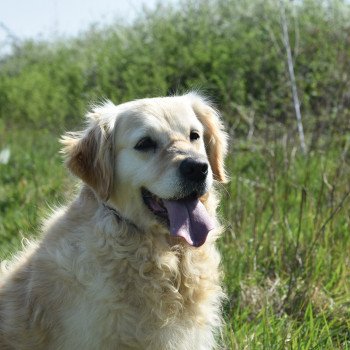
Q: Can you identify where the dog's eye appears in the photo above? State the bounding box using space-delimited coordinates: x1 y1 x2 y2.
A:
190 131 200 141
134 137 157 152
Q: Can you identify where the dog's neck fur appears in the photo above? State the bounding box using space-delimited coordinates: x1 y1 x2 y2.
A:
66 185 223 323
102 201 139 230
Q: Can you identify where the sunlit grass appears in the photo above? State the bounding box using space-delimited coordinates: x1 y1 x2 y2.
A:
0 128 69 257
219 140 350 348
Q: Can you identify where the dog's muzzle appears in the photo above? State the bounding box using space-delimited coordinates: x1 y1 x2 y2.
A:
142 157 214 247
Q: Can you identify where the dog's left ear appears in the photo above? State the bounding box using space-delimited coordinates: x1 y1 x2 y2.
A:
189 93 229 183
60 113 114 201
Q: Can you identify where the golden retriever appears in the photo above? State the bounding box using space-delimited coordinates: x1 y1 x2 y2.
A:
0 92 228 349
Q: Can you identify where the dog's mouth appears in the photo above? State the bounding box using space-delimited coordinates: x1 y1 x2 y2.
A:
142 188 215 247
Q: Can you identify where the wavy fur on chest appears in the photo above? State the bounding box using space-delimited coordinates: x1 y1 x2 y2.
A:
0 189 224 350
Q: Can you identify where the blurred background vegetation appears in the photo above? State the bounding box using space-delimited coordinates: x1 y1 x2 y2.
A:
0 0 349 348
1 0 350 141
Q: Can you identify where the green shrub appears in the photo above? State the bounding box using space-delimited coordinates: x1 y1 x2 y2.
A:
1 0 350 143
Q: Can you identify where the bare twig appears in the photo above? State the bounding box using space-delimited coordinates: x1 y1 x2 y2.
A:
279 0 307 154
0 22 20 44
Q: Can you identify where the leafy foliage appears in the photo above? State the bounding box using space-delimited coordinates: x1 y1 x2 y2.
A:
1 0 350 141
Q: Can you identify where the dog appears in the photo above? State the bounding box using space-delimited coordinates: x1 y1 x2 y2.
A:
0 92 228 349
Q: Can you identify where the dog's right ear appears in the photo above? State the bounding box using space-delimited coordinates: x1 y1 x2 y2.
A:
60 116 114 201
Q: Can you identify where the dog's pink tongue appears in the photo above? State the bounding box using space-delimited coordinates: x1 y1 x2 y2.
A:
163 198 215 247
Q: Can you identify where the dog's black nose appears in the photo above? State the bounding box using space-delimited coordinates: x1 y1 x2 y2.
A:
180 158 208 182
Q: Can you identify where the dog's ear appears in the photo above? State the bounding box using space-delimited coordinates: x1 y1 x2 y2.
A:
61 115 114 201
189 93 228 183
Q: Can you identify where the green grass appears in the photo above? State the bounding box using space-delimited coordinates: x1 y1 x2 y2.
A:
219 140 350 349
1 127 349 349
0 127 69 258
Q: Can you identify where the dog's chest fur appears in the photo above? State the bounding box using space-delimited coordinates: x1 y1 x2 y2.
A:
62 222 222 348
2 190 223 350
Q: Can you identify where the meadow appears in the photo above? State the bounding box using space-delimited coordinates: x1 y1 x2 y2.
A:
1 0 350 348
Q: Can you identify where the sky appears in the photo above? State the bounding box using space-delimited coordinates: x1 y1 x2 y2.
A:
0 0 176 52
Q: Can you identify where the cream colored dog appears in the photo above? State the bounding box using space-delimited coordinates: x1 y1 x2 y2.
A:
0 93 228 349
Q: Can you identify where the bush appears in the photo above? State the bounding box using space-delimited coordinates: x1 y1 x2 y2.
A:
1 0 350 141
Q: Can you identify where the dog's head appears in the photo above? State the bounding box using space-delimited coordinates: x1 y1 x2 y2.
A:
61 93 228 247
